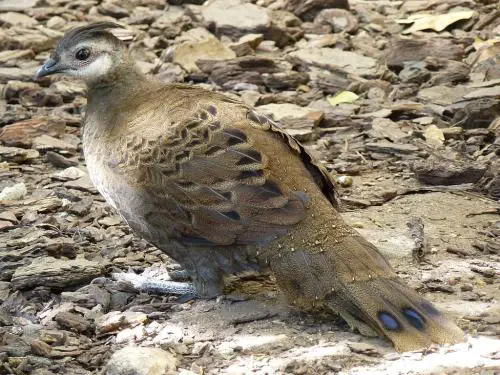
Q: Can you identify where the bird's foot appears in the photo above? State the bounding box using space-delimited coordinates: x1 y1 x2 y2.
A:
167 269 192 282
112 270 198 297
141 279 198 297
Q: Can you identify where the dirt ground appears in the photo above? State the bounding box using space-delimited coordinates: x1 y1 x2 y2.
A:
0 0 499 374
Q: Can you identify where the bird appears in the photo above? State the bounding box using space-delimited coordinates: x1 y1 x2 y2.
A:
34 22 465 352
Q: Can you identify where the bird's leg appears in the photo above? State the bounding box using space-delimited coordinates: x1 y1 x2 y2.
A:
167 269 192 282
111 270 198 297
141 278 198 297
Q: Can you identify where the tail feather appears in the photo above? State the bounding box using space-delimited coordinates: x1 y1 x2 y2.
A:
326 278 465 351
267 235 465 352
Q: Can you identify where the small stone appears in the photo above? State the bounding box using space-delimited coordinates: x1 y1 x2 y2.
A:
33 135 77 153
0 12 38 27
201 0 270 38
46 16 66 30
54 311 93 334
412 155 487 185
289 48 377 77
369 118 408 142
335 175 353 187
64 175 97 193
0 119 65 148
365 141 419 155
106 346 178 375
153 323 184 347
95 311 148 335
0 182 27 201
45 151 79 168
98 215 123 227
314 9 358 34
52 167 86 181
460 283 474 291
0 146 39 163
172 31 235 73
11 257 103 290
30 340 52 357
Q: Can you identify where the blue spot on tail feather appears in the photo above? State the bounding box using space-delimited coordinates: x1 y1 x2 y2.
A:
377 312 401 331
403 308 426 331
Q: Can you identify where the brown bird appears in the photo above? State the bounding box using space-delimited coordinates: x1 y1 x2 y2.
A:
35 22 465 351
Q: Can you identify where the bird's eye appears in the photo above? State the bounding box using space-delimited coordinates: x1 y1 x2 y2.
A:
75 48 91 61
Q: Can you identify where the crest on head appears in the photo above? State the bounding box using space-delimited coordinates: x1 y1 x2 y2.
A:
55 22 123 53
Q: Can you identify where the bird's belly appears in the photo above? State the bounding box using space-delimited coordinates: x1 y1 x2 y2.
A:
85 156 119 210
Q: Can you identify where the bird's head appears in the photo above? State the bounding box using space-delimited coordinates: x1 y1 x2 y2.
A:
34 22 127 84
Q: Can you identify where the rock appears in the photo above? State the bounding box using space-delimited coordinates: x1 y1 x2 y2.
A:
63 174 97 193
96 311 148 335
256 103 321 123
418 85 471 106
0 49 34 63
369 118 408 142
265 10 304 48
285 0 350 21
399 61 431 84
412 156 487 185
0 0 38 11
61 284 111 310
11 257 103 290
0 333 31 357
151 5 186 34
0 146 39 163
197 56 308 90
0 12 38 27
289 47 377 77
98 2 129 18
314 8 358 33
52 167 86 182
46 16 66 30
0 119 65 148
0 182 27 201
228 33 263 56
446 97 500 129
54 312 93 334
33 134 77 153
0 66 34 82
385 37 465 70
256 103 322 141
0 211 17 231
365 141 419 155
50 79 86 101
45 151 79 168
98 215 123 227
3 80 40 100
30 340 53 357
201 0 270 38
152 323 184 347
172 29 235 73
106 346 178 375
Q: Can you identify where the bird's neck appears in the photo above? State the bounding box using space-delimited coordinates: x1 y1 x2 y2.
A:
87 62 154 109
83 61 161 143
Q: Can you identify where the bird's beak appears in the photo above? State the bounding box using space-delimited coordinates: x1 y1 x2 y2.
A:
33 58 60 80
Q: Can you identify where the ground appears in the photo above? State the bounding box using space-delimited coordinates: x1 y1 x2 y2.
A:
0 0 499 374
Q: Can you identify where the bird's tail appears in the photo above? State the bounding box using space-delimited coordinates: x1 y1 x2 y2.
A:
267 233 465 352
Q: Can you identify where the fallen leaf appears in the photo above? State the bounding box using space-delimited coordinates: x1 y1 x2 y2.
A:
398 10 475 34
424 125 445 146
327 91 359 106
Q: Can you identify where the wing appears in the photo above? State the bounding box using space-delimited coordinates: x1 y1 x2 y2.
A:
124 100 338 248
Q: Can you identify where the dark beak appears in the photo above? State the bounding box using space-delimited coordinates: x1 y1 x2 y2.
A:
33 58 59 80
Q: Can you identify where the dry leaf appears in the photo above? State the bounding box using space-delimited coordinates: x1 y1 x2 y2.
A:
327 91 359 106
398 10 475 34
